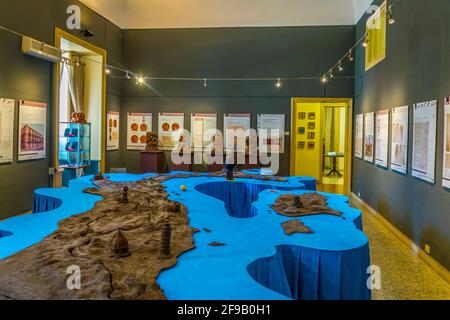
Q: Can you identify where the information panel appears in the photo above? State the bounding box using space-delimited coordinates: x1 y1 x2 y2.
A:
224 113 251 152
257 114 286 154
127 113 152 151
18 100 47 161
107 111 120 151
412 100 437 183
375 109 389 168
364 112 375 163
355 114 363 159
0 98 15 163
158 112 185 151
444 98 450 188
391 106 409 174
191 113 218 151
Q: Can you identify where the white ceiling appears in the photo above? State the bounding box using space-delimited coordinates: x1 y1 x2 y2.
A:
81 0 374 29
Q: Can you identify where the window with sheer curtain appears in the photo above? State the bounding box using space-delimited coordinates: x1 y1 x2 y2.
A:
365 0 387 71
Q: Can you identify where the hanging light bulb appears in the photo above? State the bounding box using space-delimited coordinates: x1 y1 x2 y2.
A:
321 75 328 83
348 50 354 62
338 61 344 72
362 34 369 48
126 71 131 79
203 78 207 87
105 67 111 74
388 6 396 25
136 76 144 85
276 78 282 88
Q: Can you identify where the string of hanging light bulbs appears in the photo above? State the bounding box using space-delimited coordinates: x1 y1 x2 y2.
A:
0 0 399 89
321 0 399 84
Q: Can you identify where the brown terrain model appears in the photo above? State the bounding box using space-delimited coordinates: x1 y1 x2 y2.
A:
0 175 197 300
272 193 342 218
0 172 292 300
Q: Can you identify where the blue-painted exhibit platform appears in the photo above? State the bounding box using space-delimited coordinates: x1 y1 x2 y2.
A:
0 172 370 300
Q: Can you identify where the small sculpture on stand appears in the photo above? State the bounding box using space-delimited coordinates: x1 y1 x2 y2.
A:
145 132 159 152
112 229 130 258
70 112 87 124
294 195 302 208
160 223 172 259
224 153 237 181
93 172 104 181
119 186 129 204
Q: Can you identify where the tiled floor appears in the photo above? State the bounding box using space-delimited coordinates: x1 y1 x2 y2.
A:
361 210 450 300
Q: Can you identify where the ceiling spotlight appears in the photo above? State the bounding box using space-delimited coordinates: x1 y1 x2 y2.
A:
276 78 282 88
338 61 344 72
388 7 396 25
329 72 334 79
203 78 207 87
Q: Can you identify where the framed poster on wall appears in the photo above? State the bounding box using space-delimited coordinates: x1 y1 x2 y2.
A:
375 109 389 168
107 111 120 151
391 106 409 174
364 112 375 163
191 113 218 152
0 98 15 163
355 114 364 159
18 100 47 161
158 112 185 151
257 114 286 154
127 113 152 151
412 100 437 183
224 113 251 152
444 98 450 188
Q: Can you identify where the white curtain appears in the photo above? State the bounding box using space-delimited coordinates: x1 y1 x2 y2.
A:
65 59 85 113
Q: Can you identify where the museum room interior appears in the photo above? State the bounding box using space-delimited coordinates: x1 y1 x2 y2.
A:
0 0 449 303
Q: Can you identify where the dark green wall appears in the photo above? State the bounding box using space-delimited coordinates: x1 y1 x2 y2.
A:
0 0 123 219
118 27 356 175
353 0 450 269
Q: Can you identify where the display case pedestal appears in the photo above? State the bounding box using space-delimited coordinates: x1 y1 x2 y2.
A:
141 151 167 173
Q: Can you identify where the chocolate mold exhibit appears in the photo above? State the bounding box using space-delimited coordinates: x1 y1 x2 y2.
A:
0 173 369 300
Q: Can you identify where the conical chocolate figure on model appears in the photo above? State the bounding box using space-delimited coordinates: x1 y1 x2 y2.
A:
119 186 129 204
160 224 172 259
112 229 131 258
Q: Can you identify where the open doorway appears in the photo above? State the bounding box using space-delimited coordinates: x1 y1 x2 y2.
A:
54 28 107 186
290 98 353 195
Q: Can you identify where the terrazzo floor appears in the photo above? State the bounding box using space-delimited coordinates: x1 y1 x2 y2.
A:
361 210 450 300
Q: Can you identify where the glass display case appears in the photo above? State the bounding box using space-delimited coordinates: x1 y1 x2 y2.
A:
58 122 91 169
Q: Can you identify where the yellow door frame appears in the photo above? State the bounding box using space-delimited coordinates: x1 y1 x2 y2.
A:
53 27 107 176
290 97 353 195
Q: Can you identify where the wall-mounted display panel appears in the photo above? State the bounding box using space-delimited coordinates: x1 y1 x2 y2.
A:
191 113 219 152
444 98 450 188
257 114 285 154
158 112 185 151
18 100 47 161
107 111 120 151
0 98 15 163
127 113 152 151
355 114 363 159
364 112 375 163
412 100 437 183
375 109 389 168
224 113 251 152
391 106 409 174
